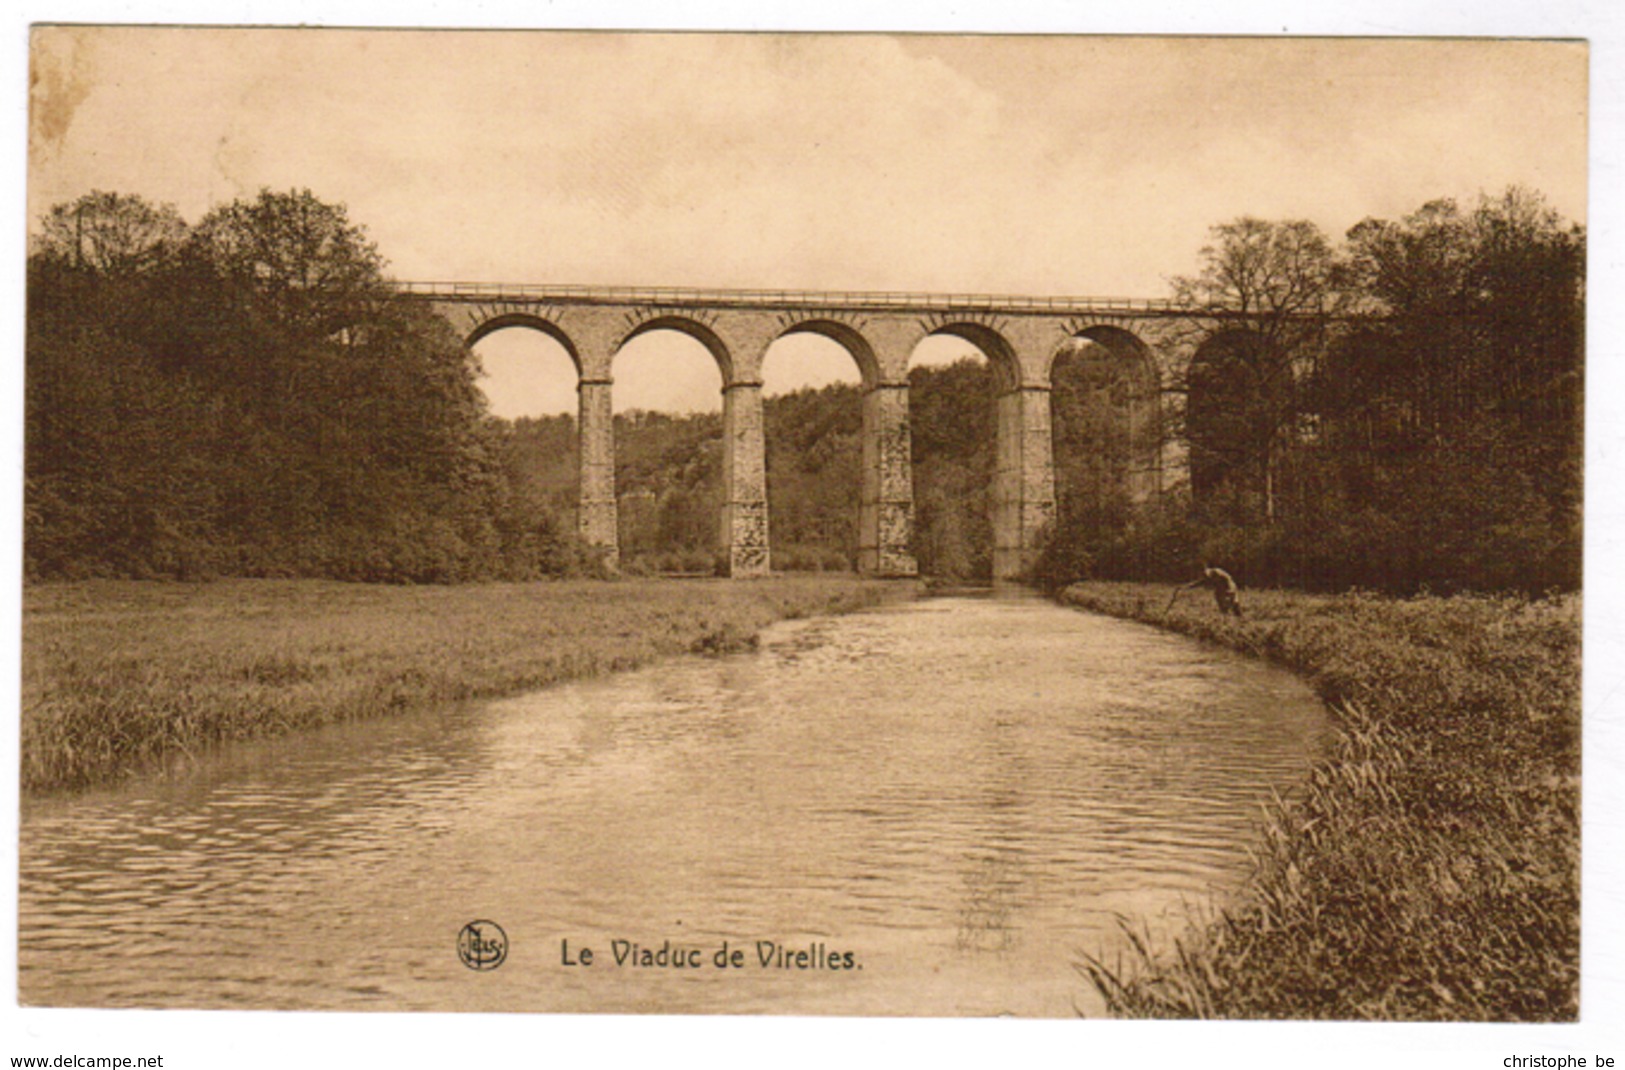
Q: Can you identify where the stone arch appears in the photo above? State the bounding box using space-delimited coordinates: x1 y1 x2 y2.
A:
618 315 735 385
464 312 583 376
1050 325 1162 522
448 307 615 567
921 320 1021 393
611 314 769 575
1049 325 1159 393
775 318 881 389
905 319 1038 581
752 319 886 575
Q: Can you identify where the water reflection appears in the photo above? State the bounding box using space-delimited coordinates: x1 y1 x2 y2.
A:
20 596 1326 1016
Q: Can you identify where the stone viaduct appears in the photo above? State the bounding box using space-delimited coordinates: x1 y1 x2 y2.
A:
400 283 1182 581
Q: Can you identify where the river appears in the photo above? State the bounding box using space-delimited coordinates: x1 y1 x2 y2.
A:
19 593 1327 1017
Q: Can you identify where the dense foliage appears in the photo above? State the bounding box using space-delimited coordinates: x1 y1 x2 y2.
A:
909 359 996 579
22 180 995 584
1039 187 1584 595
496 367 999 579
28 186 1581 594
26 189 583 582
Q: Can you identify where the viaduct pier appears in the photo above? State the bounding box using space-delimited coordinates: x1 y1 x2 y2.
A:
400 283 1178 580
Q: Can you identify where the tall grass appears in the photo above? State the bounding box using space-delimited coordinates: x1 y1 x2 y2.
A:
22 576 915 794
1062 582 1579 1021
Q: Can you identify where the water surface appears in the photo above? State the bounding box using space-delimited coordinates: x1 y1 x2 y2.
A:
20 595 1327 1016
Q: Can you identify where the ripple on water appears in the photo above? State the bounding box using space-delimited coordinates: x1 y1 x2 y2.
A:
20 596 1326 1016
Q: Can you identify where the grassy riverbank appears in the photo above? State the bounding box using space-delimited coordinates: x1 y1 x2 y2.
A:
1060 582 1579 1021
21 575 915 794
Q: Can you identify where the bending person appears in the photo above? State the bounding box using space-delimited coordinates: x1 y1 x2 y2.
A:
1174 563 1244 618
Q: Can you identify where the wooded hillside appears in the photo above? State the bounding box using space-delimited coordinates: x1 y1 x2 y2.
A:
26 186 1582 593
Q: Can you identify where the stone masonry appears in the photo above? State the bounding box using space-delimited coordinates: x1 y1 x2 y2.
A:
407 285 1169 580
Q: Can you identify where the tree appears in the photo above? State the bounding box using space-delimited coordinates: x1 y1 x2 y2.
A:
1173 217 1339 348
1313 188 1584 590
1336 188 1582 444
189 188 389 337
765 383 862 567
32 190 186 275
909 358 995 579
26 187 511 582
1049 341 1138 577
1172 218 1339 523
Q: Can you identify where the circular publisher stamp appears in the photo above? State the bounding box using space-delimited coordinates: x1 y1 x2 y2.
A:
457 920 509 971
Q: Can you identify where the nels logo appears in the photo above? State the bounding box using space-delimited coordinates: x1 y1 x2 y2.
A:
457 920 509 971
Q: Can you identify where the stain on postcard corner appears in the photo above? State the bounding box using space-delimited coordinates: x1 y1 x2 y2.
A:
29 28 96 159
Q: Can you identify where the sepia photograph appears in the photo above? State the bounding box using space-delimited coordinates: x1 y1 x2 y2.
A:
7 6 1621 1066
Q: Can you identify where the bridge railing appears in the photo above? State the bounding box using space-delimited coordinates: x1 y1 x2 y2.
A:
392 280 1184 315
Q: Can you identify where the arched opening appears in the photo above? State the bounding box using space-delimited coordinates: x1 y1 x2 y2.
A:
1187 330 1288 522
1048 327 1161 578
468 318 582 573
761 326 870 571
907 328 1017 582
611 323 727 575
467 313 582 408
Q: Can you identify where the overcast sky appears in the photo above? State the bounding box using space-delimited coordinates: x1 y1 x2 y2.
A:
28 30 1588 415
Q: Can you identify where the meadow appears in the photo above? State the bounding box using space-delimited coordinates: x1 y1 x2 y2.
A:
1061 582 1580 1021
20 575 914 794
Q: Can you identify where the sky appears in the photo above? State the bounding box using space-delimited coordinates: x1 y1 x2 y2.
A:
26 30 1588 416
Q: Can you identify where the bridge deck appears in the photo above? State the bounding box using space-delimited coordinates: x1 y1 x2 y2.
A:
394 280 1184 317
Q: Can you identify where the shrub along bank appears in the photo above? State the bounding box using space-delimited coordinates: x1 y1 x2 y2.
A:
21 575 915 794
1061 582 1579 1021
